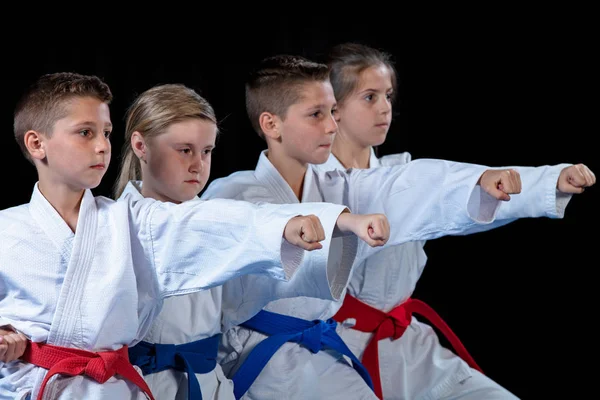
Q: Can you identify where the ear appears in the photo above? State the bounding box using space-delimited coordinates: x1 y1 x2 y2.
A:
258 112 281 140
131 131 148 161
24 130 47 161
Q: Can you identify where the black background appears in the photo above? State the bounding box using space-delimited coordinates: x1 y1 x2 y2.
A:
2 7 597 398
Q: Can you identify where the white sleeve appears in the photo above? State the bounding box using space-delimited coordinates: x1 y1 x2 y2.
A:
378 151 412 166
345 158 501 248
377 155 571 219
128 197 348 297
494 163 572 219
219 234 358 331
0 317 13 329
446 163 572 236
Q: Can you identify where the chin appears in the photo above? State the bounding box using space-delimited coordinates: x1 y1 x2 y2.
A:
180 195 198 203
370 134 388 147
311 154 330 165
179 189 202 203
85 181 102 190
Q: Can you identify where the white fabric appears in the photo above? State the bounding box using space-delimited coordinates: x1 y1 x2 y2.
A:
120 180 357 400
202 151 504 400
314 150 570 400
0 183 347 399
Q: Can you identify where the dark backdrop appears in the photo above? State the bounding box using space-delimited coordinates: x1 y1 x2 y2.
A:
2 8 597 398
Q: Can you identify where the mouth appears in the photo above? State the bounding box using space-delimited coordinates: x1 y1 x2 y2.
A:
319 143 332 148
375 123 389 128
185 180 200 184
90 163 105 169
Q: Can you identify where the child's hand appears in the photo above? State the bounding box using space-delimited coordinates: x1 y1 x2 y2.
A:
0 327 27 363
478 169 522 201
284 215 325 251
557 164 596 193
336 213 390 247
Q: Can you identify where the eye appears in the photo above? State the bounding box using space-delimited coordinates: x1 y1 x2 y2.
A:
386 93 393 101
180 148 191 154
310 111 322 118
365 94 374 102
203 148 213 155
104 130 112 138
79 129 91 137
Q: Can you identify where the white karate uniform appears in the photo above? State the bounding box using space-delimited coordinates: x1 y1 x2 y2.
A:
315 150 571 400
120 181 358 400
201 151 508 400
0 182 348 400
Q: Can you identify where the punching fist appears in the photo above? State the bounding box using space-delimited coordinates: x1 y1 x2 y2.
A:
557 164 596 193
478 169 522 201
335 212 390 247
284 214 326 251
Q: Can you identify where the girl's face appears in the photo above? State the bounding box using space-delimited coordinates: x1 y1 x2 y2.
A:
336 64 394 149
142 118 217 203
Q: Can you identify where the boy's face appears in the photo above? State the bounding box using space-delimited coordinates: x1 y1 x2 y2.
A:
42 96 112 190
276 80 338 165
337 64 393 148
142 118 217 204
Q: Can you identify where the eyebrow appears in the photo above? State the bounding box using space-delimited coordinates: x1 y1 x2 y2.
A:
307 103 337 110
71 121 113 129
173 142 215 148
358 87 393 95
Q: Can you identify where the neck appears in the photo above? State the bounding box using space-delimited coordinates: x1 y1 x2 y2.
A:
331 133 371 169
140 184 182 204
37 179 84 233
141 185 162 202
266 149 307 201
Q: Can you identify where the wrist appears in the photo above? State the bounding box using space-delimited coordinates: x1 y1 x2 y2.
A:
335 209 353 235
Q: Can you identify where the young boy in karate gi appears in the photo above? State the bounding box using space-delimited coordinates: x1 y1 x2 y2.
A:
201 55 525 400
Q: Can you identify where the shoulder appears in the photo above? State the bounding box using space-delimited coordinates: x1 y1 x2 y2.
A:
201 171 270 202
0 203 32 235
378 151 413 167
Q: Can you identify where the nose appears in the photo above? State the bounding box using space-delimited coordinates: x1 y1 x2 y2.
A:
379 97 392 115
325 114 338 135
96 135 110 154
189 154 203 174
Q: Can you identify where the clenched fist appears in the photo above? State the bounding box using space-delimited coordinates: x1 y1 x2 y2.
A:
283 214 326 251
557 164 596 193
479 169 522 201
336 212 390 247
0 327 27 363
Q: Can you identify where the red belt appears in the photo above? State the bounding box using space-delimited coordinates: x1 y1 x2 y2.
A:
22 341 155 400
333 294 483 399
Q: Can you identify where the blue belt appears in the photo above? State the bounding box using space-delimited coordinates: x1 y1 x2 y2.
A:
129 334 221 400
232 310 374 399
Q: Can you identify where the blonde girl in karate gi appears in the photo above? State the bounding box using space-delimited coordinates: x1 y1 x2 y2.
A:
113 83 391 400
